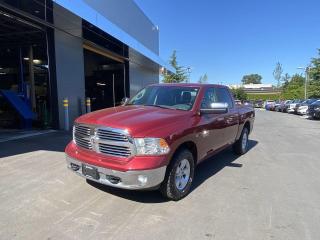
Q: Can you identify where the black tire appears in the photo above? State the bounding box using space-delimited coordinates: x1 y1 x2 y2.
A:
233 127 249 155
160 149 194 201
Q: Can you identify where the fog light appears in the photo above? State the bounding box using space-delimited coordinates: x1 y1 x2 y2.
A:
70 163 80 171
138 175 148 185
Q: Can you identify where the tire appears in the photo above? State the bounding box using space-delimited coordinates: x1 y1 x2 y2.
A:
160 149 194 201
233 127 249 155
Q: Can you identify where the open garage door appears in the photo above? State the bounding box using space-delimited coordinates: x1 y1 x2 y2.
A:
83 42 129 111
0 8 52 129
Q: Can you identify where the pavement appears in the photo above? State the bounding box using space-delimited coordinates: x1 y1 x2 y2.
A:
0 110 320 240
0 129 56 143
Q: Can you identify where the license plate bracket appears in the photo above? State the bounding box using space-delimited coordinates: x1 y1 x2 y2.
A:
82 164 100 180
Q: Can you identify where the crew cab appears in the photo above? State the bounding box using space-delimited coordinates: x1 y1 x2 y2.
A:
65 84 255 200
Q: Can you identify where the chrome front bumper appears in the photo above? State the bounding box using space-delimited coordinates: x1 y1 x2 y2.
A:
66 155 166 190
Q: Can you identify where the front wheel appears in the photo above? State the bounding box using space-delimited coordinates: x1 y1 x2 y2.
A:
160 149 194 201
233 127 249 155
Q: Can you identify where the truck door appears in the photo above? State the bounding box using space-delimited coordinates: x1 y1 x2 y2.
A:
215 87 239 145
197 87 226 159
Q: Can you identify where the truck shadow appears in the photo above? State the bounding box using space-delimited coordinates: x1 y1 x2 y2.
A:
87 139 258 203
190 140 258 193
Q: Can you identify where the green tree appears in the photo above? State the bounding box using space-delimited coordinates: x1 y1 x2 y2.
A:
198 73 208 83
162 50 188 83
273 62 283 88
281 73 290 87
281 74 305 99
241 74 262 84
230 87 248 101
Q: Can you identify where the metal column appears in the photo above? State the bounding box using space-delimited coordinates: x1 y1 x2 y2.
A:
28 46 36 111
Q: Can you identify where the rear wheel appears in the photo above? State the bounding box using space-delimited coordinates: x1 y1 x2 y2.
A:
160 149 194 201
233 127 249 155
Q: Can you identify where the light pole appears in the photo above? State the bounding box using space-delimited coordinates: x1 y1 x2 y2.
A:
297 67 310 99
186 67 191 83
181 66 192 83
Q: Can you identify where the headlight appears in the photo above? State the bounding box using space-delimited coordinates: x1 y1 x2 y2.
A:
315 107 320 111
134 138 170 155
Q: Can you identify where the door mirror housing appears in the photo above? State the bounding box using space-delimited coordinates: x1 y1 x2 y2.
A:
121 97 130 106
200 102 229 114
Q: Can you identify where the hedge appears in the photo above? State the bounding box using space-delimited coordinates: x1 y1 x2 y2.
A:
247 93 282 101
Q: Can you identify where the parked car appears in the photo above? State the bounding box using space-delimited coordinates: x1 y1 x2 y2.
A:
307 100 320 119
65 84 255 200
297 99 318 115
254 100 263 108
235 100 241 105
282 100 293 113
274 101 282 112
264 100 275 110
272 100 282 111
287 99 303 114
277 100 291 112
243 100 254 107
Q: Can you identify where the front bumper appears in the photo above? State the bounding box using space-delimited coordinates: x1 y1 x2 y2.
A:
297 108 308 115
66 155 167 190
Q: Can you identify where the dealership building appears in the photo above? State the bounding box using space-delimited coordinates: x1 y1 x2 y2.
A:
0 0 173 130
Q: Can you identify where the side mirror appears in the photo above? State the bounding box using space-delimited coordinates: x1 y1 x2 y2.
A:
200 102 228 114
121 97 130 106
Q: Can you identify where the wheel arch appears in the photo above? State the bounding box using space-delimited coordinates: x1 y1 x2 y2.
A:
243 121 251 133
171 141 198 165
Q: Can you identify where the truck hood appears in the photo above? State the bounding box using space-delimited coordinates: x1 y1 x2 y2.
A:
75 105 192 137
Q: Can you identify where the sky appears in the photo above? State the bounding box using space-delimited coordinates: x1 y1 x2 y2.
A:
134 0 320 85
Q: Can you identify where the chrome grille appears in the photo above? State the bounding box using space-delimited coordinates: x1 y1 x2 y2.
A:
74 125 92 150
97 129 128 142
99 143 131 157
73 124 133 158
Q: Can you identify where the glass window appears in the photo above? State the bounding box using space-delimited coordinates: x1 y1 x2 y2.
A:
200 88 218 109
201 87 233 109
216 88 234 108
129 86 199 111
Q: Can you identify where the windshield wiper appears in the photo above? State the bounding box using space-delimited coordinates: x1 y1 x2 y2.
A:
143 104 172 109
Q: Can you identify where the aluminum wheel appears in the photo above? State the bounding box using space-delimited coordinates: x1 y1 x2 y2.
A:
242 130 248 151
175 159 190 191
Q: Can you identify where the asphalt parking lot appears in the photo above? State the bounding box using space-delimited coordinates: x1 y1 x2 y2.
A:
0 110 320 240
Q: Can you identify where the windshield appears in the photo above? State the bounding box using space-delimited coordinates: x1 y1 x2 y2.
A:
306 99 317 104
128 85 199 111
311 100 320 106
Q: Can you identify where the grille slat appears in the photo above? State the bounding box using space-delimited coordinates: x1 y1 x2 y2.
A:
75 140 92 149
99 136 127 142
98 149 130 157
97 129 128 142
75 126 90 136
99 142 131 157
99 148 130 155
99 143 130 151
74 124 132 158
74 125 91 150
99 148 130 154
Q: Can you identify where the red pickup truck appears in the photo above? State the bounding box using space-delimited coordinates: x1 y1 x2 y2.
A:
65 84 254 200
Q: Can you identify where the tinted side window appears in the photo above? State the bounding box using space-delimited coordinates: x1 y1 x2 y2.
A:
201 88 218 108
216 88 234 108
